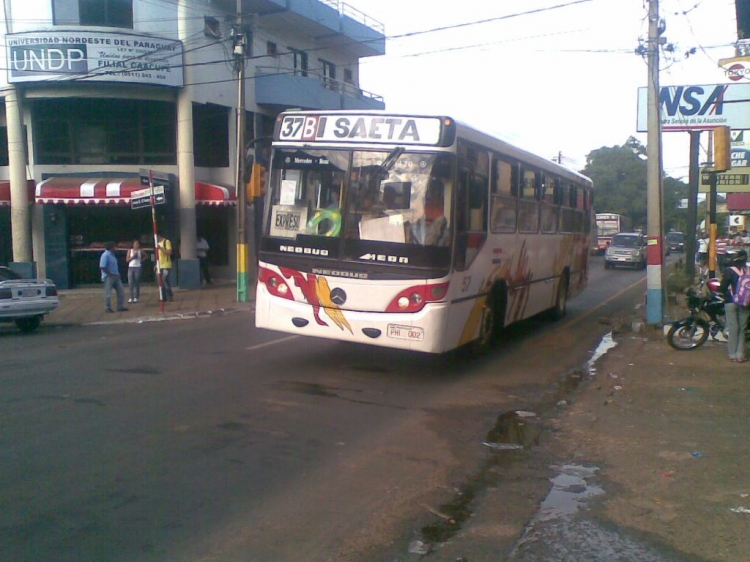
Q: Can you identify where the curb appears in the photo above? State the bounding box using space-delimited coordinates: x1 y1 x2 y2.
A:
84 306 251 326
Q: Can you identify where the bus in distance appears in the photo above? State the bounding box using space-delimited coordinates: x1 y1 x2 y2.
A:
255 110 594 353
592 213 632 255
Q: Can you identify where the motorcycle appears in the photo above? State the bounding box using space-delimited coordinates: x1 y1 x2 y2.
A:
667 278 728 350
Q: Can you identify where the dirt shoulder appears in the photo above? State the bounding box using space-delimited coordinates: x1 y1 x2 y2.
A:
550 327 750 561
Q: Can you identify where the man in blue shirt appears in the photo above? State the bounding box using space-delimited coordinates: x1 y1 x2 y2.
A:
99 241 128 313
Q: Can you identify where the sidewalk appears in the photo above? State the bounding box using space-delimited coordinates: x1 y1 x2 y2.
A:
545 323 750 561
46 278 252 326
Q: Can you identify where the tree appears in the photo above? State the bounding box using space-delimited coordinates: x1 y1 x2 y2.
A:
582 137 687 232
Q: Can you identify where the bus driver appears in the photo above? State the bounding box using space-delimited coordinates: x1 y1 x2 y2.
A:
410 178 449 246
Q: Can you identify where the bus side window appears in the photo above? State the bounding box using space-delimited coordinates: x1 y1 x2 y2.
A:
540 175 558 234
518 166 540 233
490 157 517 233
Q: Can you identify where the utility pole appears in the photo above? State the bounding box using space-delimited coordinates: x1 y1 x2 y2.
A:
685 131 700 281
234 0 249 302
646 0 665 325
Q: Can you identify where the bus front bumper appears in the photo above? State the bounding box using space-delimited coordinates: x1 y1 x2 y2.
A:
255 286 451 354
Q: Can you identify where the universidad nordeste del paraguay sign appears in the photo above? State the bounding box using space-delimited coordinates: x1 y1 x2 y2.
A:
636 83 750 132
6 30 184 87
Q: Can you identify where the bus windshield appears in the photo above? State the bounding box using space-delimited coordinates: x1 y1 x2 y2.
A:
266 148 454 248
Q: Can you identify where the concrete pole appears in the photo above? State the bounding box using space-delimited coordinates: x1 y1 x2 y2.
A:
646 0 665 324
235 0 249 302
176 0 199 289
7 87 33 270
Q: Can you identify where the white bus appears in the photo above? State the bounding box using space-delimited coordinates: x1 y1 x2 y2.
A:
593 213 632 255
255 111 593 353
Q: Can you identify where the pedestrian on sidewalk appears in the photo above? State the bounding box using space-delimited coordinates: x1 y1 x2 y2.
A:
126 239 147 303
196 235 212 285
720 249 750 363
696 232 708 266
99 241 128 313
156 234 174 301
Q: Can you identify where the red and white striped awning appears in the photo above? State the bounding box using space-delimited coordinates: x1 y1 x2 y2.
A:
36 177 145 205
0 180 35 206
34 177 237 206
196 181 236 206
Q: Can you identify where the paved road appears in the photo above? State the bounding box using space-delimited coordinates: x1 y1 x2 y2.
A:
0 260 649 561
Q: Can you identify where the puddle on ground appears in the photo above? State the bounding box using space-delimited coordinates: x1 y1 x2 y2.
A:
587 332 618 374
536 464 604 522
412 333 616 557
484 410 542 450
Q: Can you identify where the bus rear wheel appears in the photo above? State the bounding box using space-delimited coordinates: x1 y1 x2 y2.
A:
550 275 568 321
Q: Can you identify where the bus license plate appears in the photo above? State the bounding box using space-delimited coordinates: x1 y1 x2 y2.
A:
387 324 424 341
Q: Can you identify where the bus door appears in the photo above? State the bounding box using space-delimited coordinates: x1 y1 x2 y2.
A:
453 145 488 272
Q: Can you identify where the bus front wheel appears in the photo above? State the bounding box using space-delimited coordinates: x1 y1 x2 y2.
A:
476 286 505 351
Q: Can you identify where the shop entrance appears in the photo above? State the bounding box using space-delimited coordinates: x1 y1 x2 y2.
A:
66 205 163 286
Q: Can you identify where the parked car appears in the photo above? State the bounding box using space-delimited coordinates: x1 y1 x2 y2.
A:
0 266 59 332
666 231 685 253
604 232 647 269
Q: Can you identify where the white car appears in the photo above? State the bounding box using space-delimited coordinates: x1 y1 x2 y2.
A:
604 233 647 270
0 266 59 332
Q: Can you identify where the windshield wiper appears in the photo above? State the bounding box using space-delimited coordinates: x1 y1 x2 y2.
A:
377 147 405 178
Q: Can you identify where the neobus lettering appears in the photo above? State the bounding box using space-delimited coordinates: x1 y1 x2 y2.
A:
332 117 421 142
279 245 329 256
312 268 369 279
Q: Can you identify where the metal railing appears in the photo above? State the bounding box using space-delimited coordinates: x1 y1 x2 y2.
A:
318 0 385 35
255 65 383 102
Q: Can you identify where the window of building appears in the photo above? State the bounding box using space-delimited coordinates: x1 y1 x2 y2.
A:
320 59 336 90
53 0 133 28
33 99 176 165
343 68 353 83
267 41 278 57
193 103 229 168
0 126 29 166
288 48 308 77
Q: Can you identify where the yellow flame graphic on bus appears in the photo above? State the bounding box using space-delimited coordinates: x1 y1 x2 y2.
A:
315 277 353 333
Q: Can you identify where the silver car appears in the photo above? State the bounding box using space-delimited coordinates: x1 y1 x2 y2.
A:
604 233 647 270
0 266 59 332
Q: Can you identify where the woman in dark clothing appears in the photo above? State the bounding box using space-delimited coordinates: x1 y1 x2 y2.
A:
719 249 750 362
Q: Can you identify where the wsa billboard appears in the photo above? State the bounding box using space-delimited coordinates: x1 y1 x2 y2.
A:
636 84 750 132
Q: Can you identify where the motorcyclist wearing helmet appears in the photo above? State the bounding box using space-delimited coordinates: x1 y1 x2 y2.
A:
720 249 750 362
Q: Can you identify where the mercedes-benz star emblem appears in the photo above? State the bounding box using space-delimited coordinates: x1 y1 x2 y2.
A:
330 287 347 305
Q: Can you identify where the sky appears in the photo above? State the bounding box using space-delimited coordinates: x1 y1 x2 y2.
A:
343 0 739 181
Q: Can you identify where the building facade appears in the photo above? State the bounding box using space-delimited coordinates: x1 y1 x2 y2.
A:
0 0 385 288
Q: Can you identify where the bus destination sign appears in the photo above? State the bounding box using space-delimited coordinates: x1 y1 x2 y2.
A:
277 114 443 145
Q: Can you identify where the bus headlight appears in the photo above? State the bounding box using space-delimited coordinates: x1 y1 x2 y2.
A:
259 267 293 300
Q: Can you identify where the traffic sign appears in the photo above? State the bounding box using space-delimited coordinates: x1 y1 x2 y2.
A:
139 168 170 186
131 185 165 209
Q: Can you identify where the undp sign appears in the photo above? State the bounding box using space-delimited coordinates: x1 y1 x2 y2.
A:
636 84 750 132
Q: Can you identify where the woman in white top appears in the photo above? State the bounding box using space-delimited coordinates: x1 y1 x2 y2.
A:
126 240 146 302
